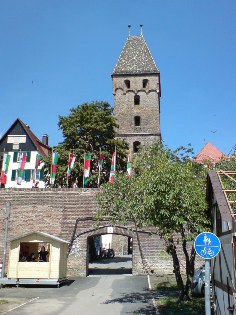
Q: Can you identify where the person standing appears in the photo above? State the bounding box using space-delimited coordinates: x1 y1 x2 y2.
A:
38 246 49 262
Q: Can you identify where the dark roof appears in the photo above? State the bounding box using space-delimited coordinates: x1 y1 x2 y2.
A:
112 36 159 75
18 118 51 156
0 118 51 157
207 170 232 221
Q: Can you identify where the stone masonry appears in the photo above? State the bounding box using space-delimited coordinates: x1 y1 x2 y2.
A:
0 188 174 277
112 35 162 152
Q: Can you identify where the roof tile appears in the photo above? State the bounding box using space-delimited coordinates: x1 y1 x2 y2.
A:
112 36 159 75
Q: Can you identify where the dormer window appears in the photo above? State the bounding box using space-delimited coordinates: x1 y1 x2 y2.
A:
143 79 148 88
134 95 140 105
134 116 141 127
124 80 130 89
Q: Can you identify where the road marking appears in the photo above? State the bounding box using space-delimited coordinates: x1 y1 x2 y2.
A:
4 297 39 313
148 274 151 290
148 275 159 315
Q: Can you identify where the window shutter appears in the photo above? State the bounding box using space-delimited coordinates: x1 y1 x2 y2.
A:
26 151 31 162
24 170 31 182
13 152 18 162
11 170 16 181
39 169 44 181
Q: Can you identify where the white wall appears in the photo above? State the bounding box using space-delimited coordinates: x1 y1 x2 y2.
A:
5 151 46 188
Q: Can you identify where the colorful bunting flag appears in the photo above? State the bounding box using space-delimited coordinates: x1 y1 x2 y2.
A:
35 153 43 170
127 154 132 177
67 153 76 179
98 154 105 172
50 151 59 185
17 152 27 185
109 150 116 184
83 154 91 187
98 152 105 187
33 153 44 184
1 153 10 185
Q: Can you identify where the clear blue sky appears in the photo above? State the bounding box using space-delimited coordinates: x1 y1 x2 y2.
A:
1 1 236 156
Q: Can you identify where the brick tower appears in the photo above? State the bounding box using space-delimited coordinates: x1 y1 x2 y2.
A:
112 26 161 152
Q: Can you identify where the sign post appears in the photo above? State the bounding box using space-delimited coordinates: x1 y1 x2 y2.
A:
2 202 10 279
194 232 221 315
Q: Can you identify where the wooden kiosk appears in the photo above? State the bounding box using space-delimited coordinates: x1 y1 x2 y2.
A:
1 231 69 287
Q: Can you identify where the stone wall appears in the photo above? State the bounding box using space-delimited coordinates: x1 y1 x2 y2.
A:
113 74 161 150
0 188 176 277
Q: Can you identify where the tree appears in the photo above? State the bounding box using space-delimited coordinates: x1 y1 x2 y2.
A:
43 102 128 187
97 143 210 300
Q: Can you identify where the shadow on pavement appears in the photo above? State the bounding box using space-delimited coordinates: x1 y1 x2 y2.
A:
90 256 132 264
89 268 132 275
103 289 158 314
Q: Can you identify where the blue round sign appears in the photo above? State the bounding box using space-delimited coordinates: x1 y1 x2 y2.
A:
194 232 221 259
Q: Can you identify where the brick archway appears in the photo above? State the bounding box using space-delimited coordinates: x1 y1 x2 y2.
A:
0 189 173 278
68 224 135 277
86 226 133 276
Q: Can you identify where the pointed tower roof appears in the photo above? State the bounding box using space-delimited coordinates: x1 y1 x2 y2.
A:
112 36 159 76
195 143 226 164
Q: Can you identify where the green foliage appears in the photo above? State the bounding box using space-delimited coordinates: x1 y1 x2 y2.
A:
215 155 236 172
215 156 236 191
157 297 204 315
97 142 210 300
155 282 178 292
43 101 128 187
98 142 209 238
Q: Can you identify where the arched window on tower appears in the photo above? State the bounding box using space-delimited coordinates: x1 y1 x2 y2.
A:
143 79 148 88
134 95 140 105
134 116 141 127
133 141 141 153
124 80 130 89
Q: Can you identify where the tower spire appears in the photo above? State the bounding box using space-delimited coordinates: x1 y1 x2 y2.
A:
128 24 131 36
140 24 143 36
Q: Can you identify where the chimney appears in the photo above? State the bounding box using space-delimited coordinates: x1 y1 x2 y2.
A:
42 134 48 146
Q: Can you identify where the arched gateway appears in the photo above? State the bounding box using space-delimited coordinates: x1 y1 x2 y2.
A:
0 188 172 277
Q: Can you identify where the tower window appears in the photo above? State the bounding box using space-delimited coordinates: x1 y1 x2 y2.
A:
134 95 140 105
124 80 130 88
143 79 148 88
134 116 141 126
133 141 141 153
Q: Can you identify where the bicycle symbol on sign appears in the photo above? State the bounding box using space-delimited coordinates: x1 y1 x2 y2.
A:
200 247 214 257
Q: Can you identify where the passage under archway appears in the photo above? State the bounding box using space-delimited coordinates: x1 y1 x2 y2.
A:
87 233 132 276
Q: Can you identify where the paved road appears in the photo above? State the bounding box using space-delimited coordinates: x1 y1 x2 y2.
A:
0 257 158 315
0 275 157 315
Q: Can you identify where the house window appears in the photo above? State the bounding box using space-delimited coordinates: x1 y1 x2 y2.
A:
134 116 141 127
13 151 31 163
35 169 44 181
133 141 141 153
19 242 50 262
134 95 140 105
124 80 130 88
11 169 33 182
143 79 148 88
